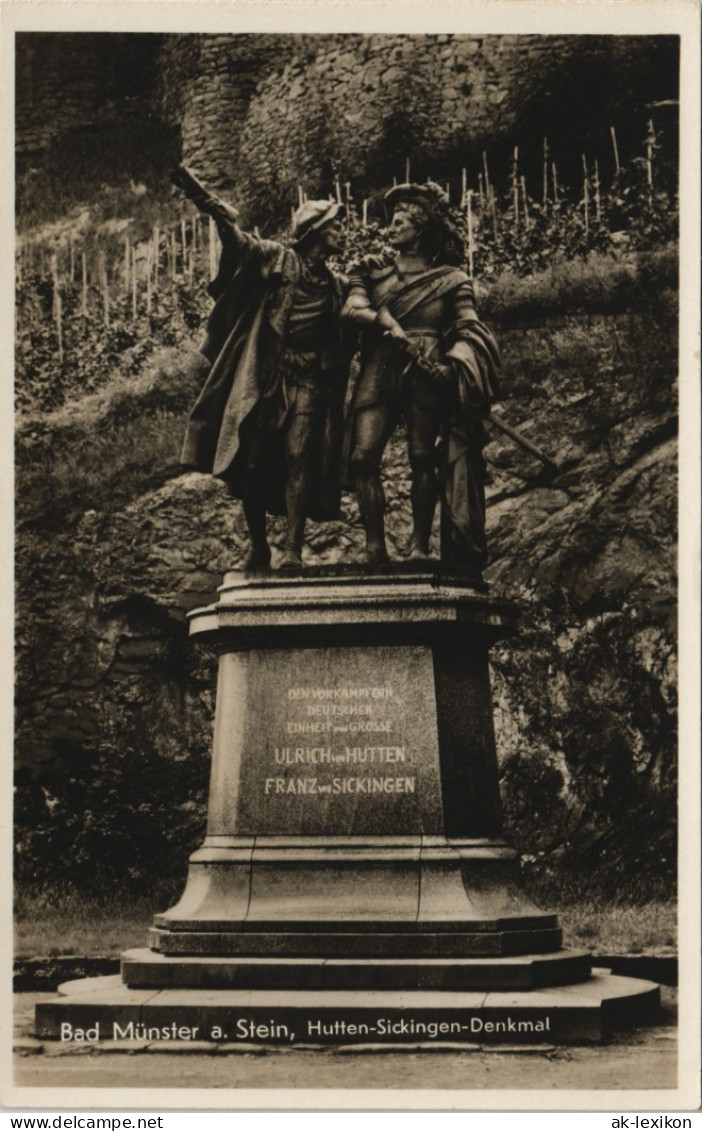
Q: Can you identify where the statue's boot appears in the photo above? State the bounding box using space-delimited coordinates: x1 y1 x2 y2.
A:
408 537 431 561
356 473 389 565
279 472 309 571
409 468 437 560
242 498 271 571
279 542 303 570
358 545 390 566
243 546 272 571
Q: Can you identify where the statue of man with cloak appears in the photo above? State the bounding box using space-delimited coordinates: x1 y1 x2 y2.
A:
342 182 502 578
173 165 351 571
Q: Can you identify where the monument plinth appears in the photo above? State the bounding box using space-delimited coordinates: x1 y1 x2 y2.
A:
36 567 660 1044
146 568 560 965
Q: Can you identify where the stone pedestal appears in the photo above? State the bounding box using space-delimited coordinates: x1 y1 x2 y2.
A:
147 568 559 968
35 566 661 1045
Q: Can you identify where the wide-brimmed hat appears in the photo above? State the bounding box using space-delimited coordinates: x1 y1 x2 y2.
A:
292 199 344 244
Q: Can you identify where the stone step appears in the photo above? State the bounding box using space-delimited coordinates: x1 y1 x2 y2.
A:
121 945 591 991
148 925 563 958
35 971 661 1046
152 913 560 933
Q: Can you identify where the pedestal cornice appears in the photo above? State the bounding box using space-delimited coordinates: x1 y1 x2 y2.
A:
187 566 520 647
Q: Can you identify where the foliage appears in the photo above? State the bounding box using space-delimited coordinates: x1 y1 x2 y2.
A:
15 268 207 417
14 885 164 957
497 596 676 901
457 163 677 281
14 697 211 897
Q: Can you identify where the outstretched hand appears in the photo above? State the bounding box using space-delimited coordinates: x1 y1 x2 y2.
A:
169 165 240 224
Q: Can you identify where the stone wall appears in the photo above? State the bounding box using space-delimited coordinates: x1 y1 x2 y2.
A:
216 34 671 225
15 33 163 155
16 33 676 220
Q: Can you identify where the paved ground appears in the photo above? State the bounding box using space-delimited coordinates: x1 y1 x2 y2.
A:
13 989 677 1094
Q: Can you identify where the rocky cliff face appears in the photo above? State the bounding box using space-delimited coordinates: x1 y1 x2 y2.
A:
15 249 677 897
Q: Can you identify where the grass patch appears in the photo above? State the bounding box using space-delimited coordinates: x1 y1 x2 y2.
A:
519 870 677 953
14 883 182 958
556 899 676 954
14 884 677 959
16 344 206 441
478 244 677 326
16 345 207 530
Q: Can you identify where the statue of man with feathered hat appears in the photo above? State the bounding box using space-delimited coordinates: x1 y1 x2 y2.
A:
173 165 352 571
342 180 502 579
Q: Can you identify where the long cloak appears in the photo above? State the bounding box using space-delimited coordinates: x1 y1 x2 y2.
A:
181 233 351 520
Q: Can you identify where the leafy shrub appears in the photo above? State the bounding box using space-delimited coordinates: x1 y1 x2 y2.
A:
497 596 677 900
14 697 211 897
16 346 207 531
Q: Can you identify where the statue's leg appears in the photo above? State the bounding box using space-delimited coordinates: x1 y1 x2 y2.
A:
280 392 321 569
241 498 271 570
238 406 272 570
350 402 396 564
406 388 441 558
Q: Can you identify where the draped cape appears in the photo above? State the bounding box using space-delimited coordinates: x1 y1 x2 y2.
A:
181 234 352 520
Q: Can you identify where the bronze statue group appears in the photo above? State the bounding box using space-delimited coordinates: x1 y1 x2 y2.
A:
174 165 502 579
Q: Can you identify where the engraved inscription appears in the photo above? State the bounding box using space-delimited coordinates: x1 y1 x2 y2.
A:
234 646 443 835
266 685 416 799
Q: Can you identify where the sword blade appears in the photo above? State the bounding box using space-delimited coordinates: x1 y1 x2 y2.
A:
487 411 559 473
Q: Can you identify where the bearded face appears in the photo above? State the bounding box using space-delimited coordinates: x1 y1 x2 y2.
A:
315 216 345 255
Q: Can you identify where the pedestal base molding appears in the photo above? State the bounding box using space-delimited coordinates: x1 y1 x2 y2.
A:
153 836 561 957
122 946 592 991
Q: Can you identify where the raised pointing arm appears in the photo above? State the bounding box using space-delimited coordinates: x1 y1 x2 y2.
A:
170 164 283 287
171 164 241 238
